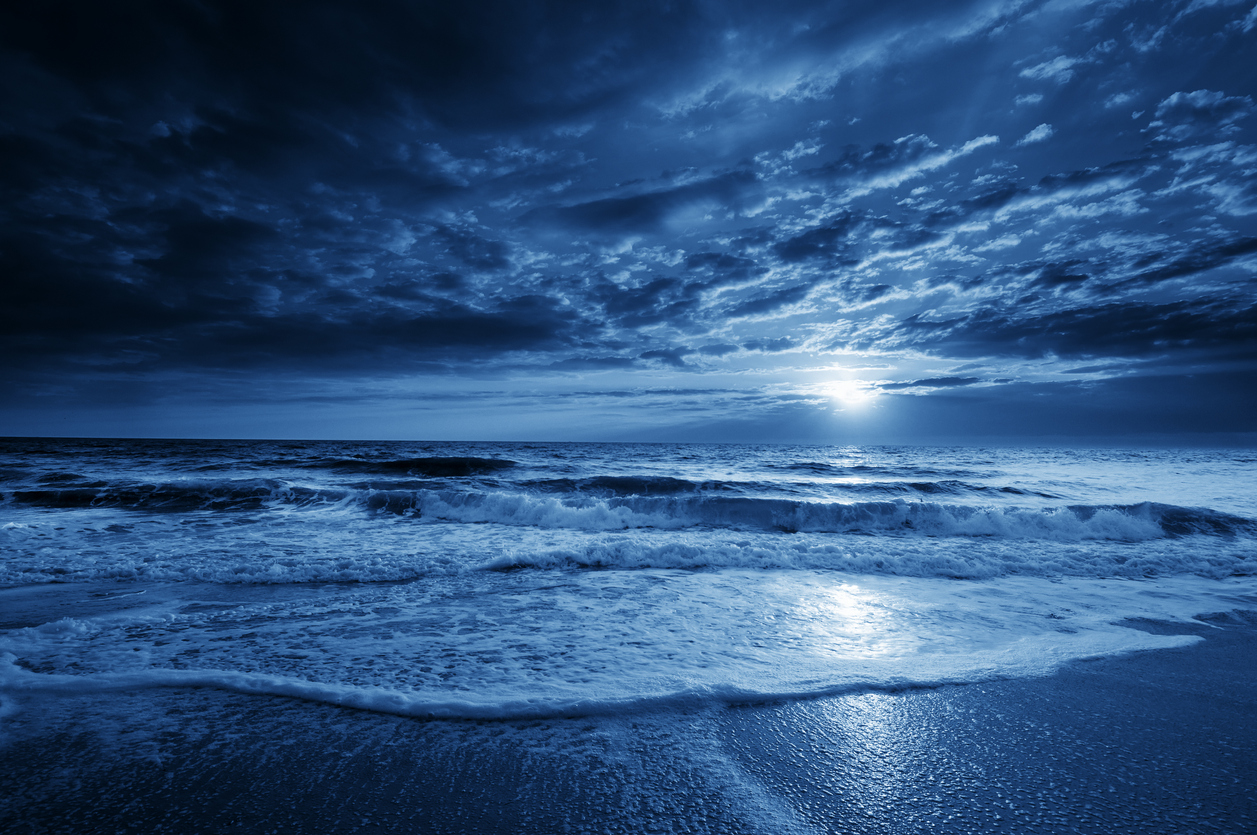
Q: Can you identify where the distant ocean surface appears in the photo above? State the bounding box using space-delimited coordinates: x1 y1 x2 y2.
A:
2 438 1256 719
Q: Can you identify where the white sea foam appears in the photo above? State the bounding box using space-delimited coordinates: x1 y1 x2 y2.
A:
1 572 1249 721
4 507 1254 587
483 529 1257 578
415 491 1188 539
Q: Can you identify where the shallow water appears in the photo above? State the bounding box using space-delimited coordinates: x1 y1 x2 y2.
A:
2 617 1254 834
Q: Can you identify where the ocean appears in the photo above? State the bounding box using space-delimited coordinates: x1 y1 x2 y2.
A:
2 439 1256 832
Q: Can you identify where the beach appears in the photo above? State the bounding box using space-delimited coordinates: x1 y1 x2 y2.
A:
3 611 1253 834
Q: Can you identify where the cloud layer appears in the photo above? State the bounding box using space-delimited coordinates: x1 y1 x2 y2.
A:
2 0 1256 440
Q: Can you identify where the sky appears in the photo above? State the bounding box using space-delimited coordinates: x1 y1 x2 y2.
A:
2 0 1257 444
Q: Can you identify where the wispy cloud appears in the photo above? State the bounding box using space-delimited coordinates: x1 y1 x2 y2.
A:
841 135 1000 199
1016 124 1055 146
1019 55 1083 84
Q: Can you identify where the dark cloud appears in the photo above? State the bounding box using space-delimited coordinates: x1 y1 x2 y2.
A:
0 1 722 132
376 272 464 301
879 376 982 390
589 275 701 330
1125 235 1257 287
433 226 512 272
527 170 760 235
898 299 1257 361
548 355 638 371
742 337 797 353
639 347 691 368
726 284 812 318
1030 259 1092 288
873 371 1257 441
684 252 765 284
697 343 740 356
1030 158 1149 193
133 201 280 290
957 181 1021 213
773 212 864 263
850 284 895 303
808 134 939 183
201 298 585 371
1149 89 1253 142
772 206 954 268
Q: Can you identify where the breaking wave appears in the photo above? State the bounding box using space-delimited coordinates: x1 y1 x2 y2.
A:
4 477 1254 542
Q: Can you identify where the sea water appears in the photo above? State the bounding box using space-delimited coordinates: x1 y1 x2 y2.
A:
1 439 1255 721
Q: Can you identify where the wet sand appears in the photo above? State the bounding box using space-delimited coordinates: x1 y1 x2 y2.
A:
2 613 1255 834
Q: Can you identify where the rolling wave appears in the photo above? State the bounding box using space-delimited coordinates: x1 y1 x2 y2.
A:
416 491 1252 541
5 477 1254 541
7 480 345 513
310 456 517 476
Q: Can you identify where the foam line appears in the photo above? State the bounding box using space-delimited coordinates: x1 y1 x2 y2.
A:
0 628 1203 722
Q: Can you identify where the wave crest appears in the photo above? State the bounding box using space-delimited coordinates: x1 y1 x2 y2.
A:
417 492 1254 541
5 479 1254 543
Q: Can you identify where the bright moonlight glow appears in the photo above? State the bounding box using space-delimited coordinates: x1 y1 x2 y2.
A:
824 380 878 410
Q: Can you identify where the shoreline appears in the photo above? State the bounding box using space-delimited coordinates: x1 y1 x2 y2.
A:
717 611 1257 833
2 612 1255 834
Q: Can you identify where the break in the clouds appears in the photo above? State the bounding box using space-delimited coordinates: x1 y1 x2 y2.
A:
2 0 1256 442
